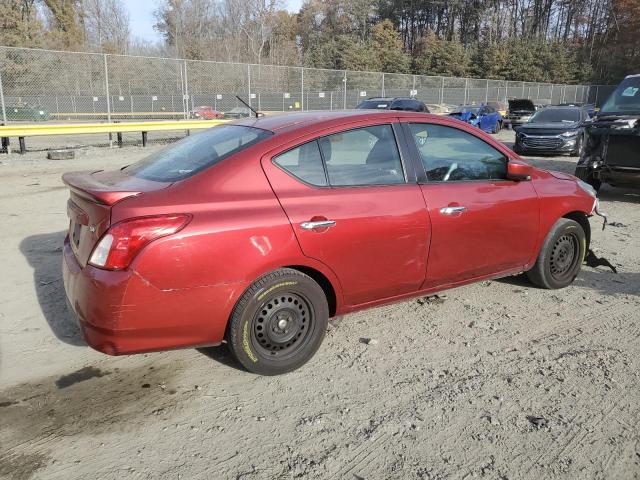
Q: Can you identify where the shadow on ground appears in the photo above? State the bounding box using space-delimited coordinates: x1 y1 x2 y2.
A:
19 230 86 347
498 268 638 298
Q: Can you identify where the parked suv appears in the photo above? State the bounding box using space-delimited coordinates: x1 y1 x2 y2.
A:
356 97 429 113
576 74 640 191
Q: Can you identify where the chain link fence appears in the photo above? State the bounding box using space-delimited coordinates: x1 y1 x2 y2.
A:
0 45 604 124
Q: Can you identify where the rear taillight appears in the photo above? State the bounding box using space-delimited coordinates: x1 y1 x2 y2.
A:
88 214 191 270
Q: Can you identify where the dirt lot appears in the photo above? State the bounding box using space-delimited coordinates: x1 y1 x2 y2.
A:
1 130 639 480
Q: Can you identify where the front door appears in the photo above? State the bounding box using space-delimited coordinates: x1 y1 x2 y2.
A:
262 122 430 306
404 122 539 287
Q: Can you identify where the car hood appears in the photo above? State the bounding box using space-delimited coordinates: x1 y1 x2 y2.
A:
518 122 581 134
545 170 578 181
449 111 477 122
508 99 536 112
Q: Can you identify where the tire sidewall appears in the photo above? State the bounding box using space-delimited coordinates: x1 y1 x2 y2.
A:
229 271 329 375
538 221 586 289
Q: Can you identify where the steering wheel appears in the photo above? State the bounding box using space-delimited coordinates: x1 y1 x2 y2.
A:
443 162 458 182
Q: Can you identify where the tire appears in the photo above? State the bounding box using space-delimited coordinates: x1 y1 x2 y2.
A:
526 218 586 289
493 120 501 134
226 268 329 375
574 165 602 192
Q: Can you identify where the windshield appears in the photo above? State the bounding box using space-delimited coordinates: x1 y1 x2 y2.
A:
124 125 272 182
529 108 581 123
453 106 480 114
600 76 640 114
356 100 390 109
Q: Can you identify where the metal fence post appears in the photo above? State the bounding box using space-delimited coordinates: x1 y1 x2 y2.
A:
0 65 7 125
103 54 111 123
485 79 489 103
381 73 385 97
300 67 304 111
183 59 190 117
440 77 444 105
343 71 347 109
247 64 251 107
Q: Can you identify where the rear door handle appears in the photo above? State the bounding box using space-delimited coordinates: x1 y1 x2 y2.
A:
300 220 336 230
440 206 466 215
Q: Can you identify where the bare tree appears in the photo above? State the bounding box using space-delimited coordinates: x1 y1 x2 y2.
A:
83 0 130 53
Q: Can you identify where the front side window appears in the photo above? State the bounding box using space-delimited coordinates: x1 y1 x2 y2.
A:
319 125 405 186
124 125 272 182
273 141 327 186
408 123 507 182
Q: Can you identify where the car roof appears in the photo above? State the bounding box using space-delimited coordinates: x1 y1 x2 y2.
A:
233 110 434 134
363 97 419 101
542 105 584 110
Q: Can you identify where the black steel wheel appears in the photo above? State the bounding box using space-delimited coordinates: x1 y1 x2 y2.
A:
251 293 314 359
527 218 586 289
226 268 329 375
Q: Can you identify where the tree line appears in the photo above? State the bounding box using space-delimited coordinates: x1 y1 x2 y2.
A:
1 0 638 84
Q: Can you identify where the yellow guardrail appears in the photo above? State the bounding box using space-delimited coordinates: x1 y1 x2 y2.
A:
0 119 229 138
0 119 231 154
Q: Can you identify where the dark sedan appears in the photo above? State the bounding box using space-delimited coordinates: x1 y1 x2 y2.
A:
514 106 588 156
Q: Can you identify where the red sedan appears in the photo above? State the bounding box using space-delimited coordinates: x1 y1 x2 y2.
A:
190 106 223 119
62 111 599 375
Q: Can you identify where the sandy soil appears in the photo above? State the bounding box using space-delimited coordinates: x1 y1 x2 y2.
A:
1 130 639 480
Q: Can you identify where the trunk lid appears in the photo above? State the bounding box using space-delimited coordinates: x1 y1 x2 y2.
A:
62 170 170 266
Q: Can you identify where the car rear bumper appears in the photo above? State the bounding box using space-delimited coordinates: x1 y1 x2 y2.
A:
62 236 238 355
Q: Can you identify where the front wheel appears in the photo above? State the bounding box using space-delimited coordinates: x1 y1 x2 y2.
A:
226 268 329 375
526 218 586 289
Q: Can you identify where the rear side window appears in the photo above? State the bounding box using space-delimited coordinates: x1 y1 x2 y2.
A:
408 123 507 181
124 125 272 182
273 141 327 186
319 125 404 186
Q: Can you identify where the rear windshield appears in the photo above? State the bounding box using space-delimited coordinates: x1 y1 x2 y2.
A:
356 100 390 109
600 76 640 115
124 125 272 182
529 108 581 123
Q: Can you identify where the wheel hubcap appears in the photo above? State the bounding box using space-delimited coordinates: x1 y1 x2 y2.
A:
252 293 312 356
550 233 579 280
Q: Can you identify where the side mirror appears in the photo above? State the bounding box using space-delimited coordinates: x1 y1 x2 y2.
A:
507 161 532 181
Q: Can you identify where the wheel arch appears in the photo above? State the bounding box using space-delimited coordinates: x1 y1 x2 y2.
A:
285 265 337 318
562 210 591 250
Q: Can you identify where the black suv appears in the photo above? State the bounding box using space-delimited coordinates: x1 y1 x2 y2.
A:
355 97 430 113
576 74 640 191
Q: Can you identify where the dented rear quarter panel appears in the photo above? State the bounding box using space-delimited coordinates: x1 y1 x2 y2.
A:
107 141 344 346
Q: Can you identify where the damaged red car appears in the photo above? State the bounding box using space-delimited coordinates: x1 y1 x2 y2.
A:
62 111 601 375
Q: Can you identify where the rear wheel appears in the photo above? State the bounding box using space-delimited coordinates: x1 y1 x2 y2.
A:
526 218 586 289
226 268 329 375
493 120 502 134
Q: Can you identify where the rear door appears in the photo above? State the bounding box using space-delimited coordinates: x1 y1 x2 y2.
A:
402 121 539 287
261 121 430 307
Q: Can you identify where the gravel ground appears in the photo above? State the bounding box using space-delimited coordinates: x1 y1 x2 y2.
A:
1 129 639 480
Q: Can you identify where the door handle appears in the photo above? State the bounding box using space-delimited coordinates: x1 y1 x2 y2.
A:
300 220 336 230
440 206 466 215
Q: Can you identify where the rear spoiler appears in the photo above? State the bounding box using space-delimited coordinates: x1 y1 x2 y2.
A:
62 171 142 206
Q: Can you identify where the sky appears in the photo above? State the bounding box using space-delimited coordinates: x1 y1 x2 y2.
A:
127 0 304 44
